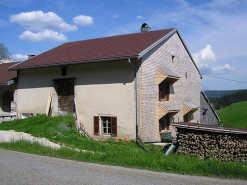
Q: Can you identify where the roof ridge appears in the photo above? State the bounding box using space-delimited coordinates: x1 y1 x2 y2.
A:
64 28 175 45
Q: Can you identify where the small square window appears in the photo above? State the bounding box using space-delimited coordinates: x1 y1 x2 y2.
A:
61 67 67 76
172 55 175 63
94 116 117 136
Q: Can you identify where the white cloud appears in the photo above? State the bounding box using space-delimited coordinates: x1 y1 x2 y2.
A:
0 59 14 63
113 14 119 18
193 44 216 74
73 15 93 26
19 30 67 42
147 0 247 58
12 54 28 61
193 44 234 74
137 15 144 19
212 64 235 74
10 10 77 32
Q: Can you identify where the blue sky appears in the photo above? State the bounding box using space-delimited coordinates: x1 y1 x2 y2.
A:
0 0 247 90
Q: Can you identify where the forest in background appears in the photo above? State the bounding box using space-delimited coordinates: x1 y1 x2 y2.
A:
207 90 247 110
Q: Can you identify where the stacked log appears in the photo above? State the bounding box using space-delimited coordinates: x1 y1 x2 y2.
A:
176 128 247 162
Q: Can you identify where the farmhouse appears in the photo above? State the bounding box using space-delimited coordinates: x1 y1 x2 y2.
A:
8 24 217 142
0 62 18 122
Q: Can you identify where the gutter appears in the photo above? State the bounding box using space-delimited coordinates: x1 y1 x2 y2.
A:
8 56 139 71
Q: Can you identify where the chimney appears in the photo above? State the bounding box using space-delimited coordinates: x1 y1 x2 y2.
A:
28 55 36 59
141 23 151 33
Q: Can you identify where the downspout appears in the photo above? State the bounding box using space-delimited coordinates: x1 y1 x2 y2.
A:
128 58 139 139
128 58 152 152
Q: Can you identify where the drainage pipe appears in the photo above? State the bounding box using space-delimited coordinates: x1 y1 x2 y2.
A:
128 58 139 139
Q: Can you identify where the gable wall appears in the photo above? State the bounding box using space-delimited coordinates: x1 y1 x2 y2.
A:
140 32 201 142
17 60 136 140
200 92 219 125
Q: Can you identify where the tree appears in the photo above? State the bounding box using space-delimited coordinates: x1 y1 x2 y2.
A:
0 42 11 62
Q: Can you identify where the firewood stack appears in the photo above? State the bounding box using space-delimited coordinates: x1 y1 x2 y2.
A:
176 128 247 162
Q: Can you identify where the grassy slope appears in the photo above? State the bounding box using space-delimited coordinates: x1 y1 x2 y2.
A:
216 101 247 128
0 115 246 179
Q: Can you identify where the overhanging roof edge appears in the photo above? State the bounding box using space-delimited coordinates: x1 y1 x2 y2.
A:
8 56 139 71
175 30 202 78
138 29 177 59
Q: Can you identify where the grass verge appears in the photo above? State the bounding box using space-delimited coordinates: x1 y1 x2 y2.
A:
0 115 246 179
216 101 247 128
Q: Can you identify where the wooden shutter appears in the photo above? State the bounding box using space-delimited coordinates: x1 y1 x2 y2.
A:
94 116 99 135
111 116 117 137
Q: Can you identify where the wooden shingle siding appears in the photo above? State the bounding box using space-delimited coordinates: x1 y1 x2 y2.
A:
141 32 201 142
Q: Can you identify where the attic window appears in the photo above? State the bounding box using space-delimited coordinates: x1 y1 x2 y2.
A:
61 67 67 76
172 55 175 63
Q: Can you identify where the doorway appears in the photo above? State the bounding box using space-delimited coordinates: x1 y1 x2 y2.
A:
54 79 75 113
3 90 13 112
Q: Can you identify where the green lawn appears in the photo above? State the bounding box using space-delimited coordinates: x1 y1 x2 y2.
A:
0 115 246 179
216 101 247 128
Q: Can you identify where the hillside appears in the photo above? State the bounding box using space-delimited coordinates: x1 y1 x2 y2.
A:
204 90 238 98
209 90 247 110
216 101 247 129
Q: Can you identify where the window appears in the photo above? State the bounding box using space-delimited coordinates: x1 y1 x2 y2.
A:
159 114 170 132
183 113 191 122
172 55 175 63
94 116 117 136
61 66 67 76
159 81 169 101
101 116 111 134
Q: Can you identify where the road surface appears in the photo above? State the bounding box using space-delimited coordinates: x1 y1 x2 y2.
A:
0 148 246 185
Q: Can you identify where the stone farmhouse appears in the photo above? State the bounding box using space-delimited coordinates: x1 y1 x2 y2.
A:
8 24 219 142
0 62 18 122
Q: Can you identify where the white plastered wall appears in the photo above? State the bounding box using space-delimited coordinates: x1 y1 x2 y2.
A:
17 60 136 140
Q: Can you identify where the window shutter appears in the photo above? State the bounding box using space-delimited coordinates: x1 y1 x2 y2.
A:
111 116 117 137
94 116 99 135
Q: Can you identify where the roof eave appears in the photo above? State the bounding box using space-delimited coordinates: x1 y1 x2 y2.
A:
0 80 15 86
175 29 202 79
138 28 177 59
138 28 202 79
8 56 139 71
201 91 221 121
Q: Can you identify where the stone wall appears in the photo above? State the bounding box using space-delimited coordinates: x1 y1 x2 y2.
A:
176 127 247 162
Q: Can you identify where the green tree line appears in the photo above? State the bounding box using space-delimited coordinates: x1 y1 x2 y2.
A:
209 90 247 110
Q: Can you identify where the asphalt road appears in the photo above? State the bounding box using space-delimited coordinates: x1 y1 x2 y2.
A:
0 148 246 185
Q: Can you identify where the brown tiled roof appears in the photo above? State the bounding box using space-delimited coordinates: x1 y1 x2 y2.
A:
10 28 174 70
0 62 18 84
